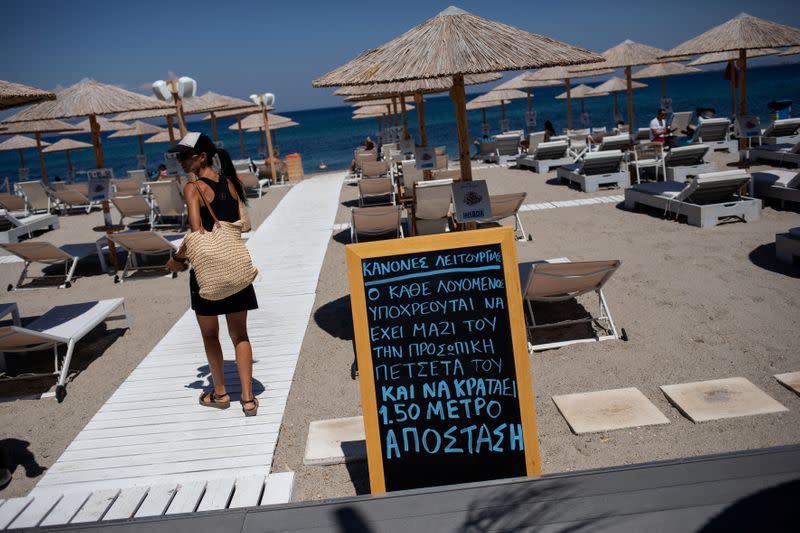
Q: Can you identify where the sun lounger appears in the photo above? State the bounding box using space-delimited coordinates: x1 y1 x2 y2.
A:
630 142 666 183
669 111 694 141
556 150 630 192
238 172 269 198
111 194 152 227
517 140 572 173
593 133 631 153
399 160 424 206
434 146 446 156
0 241 78 290
361 160 390 179
761 118 800 145
691 117 737 154
148 180 186 230
358 177 395 206
113 170 147 195
624 169 760 228
485 133 521 165
354 150 377 177
750 169 800 207
0 193 26 212
431 168 461 181
519 259 623 351
350 205 404 242
477 140 497 161
664 145 717 182
232 159 254 174
0 209 59 243
435 154 448 169
633 128 651 144
476 192 531 241
750 141 800 167
0 298 129 402
52 188 94 214
107 231 180 283
412 178 453 235
15 180 52 214
776 228 800 265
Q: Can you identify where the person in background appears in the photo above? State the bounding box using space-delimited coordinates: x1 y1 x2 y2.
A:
156 164 169 179
650 108 669 143
543 120 556 141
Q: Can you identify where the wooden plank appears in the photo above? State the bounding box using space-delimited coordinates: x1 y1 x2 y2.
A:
196 478 235 512
102 486 148 521
97 387 289 413
83 404 284 430
8 493 61 528
164 481 205 515
0 497 33 529
260 472 295 506
229 475 265 509
39 491 91 527
66 424 281 451
70 489 119 523
133 483 177 518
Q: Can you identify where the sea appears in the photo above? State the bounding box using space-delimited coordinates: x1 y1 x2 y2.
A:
2 63 799 185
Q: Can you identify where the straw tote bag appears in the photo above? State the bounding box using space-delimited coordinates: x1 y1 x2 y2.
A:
184 181 258 301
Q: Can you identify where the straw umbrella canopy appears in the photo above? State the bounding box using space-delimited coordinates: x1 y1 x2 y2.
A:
0 135 50 176
244 120 299 156
687 48 780 116
588 77 646 124
523 66 613 129
632 62 701 99
200 103 262 158
1 79 171 170
468 88 527 133
556 84 608 125
0 80 56 110
313 5 603 182
195 92 254 142
660 13 800 117
571 40 672 129
779 46 800 56
466 97 511 135
0 119 81 182
108 121 165 160
74 116 130 132
41 138 93 178
144 131 175 144
233 113 294 131
493 72 560 115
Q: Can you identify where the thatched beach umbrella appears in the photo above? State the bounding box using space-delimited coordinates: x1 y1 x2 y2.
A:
474 88 528 129
2 79 171 170
588 77 646 124
556 84 608 127
108 121 165 166
687 48 780 116
0 119 81 182
632 62 701 100
313 6 603 182
114 94 229 145
74 116 130 133
0 80 56 110
41 138 93 178
144 131 175 145
573 40 672 129
243 120 299 156
200 105 261 157
779 46 800 56
194 92 254 142
0 135 51 178
232 113 294 131
523 66 613 129
466 97 511 136
660 13 800 117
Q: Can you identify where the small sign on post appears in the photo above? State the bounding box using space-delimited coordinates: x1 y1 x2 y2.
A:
451 180 491 223
87 168 113 202
346 227 541 493
735 115 762 139
481 123 490 137
399 138 415 155
580 112 590 128
660 97 673 115
500 118 510 133
18 168 29 181
414 146 436 170
164 152 181 175
137 154 148 169
525 111 537 131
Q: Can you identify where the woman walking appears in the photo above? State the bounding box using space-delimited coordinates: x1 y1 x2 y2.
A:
166 132 259 416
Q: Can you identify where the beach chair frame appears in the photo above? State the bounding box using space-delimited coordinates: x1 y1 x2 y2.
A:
664 145 717 182
516 140 572 173
0 242 78 290
751 170 800 208
476 192 531 241
0 209 60 244
107 232 180 283
556 150 630 193
350 205 404 243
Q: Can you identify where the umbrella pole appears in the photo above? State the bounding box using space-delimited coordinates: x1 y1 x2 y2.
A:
237 115 245 158
413 92 428 146
391 97 399 127
400 95 410 140
175 95 188 138
18 149 24 170
614 92 619 121
626 66 634 131
482 109 487 135
580 98 584 114
450 74 472 183
89 114 104 168
260 106 278 185
527 89 532 113
66 150 73 177
35 133 48 183
210 112 218 142
661 76 666 100
738 50 747 115
728 60 737 117
501 101 507 125
566 78 572 130
167 115 176 146
259 128 265 154
138 134 144 156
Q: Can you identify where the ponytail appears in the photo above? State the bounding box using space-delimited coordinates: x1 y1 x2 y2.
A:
216 148 248 205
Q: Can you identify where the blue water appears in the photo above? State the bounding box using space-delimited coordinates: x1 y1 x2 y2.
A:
2 63 799 184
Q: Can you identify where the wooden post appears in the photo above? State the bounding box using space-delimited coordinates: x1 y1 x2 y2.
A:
89 114 105 168
580 98 585 114
450 74 472 183
18 149 25 169
258 127 265 153
661 76 666 99
738 49 747 115
237 115 245 158
35 132 47 183
400 95 410 140
728 60 737 117
167 115 176 146
482 109 487 135
174 94 188 137
626 66 634 131
66 150 73 177
501 101 506 122
526 89 532 113
565 78 572 130
210 112 218 141
414 92 427 146
391 97 399 126
137 134 145 156
261 106 278 185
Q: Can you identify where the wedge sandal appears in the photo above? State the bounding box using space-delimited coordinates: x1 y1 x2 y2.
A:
199 391 230 409
241 397 259 417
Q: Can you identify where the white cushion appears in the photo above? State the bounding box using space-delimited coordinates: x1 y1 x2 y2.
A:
752 170 800 189
633 181 686 198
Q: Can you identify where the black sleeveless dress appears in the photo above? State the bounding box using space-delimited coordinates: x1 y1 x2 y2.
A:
189 175 258 316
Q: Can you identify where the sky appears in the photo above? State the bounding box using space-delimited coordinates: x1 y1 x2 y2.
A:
2 0 799 113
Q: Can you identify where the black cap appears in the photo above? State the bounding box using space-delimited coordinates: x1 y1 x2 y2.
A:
168 132 216 159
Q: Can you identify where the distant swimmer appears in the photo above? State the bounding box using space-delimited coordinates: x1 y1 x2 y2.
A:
318 161 328 170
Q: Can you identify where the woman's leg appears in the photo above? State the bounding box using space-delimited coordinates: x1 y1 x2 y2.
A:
226 311 254 403
197 314 227 398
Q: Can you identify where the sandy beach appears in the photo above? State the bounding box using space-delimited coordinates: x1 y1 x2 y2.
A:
0 185 289 497
1 152 799 503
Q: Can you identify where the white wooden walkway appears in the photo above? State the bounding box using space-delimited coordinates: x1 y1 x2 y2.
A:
0 173 345 528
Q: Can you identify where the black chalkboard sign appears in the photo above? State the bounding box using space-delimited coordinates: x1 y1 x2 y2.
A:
346 227 540 493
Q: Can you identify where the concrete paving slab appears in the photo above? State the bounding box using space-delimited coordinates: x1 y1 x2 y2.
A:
552 387 670 434
303 416 366 465
775 372 800 396
661 377 789 423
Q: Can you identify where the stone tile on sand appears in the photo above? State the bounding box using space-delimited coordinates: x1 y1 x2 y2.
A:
304 416 366 465
661 377 789 423
775 372 800 396
552 387 670 434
